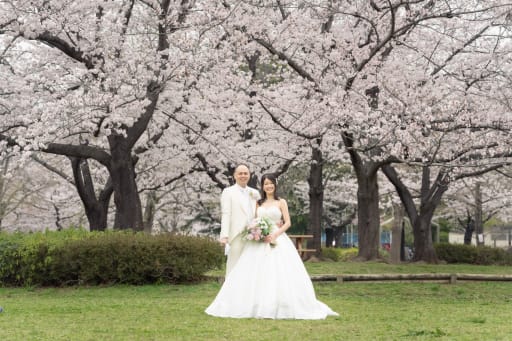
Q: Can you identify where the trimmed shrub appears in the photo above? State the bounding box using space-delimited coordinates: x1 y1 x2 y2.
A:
321 247 358 261
321 247 339 261
0 230 224 287
0 229 105 286
0 233 24 286
435 243 512 265
435 243 477 264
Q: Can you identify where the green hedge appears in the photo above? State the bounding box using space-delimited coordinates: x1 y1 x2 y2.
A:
321 247 358 261
0 230 224 287
435 243 512 265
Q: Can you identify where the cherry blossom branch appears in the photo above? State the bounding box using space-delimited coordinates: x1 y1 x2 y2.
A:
30 154 74 185
438 142 500 164
138 167 197 192
495 168 512 179
0 18 15 30
381 164 419 222
0 130 113 172
194 152 227 190
33 32 95 69
161 110 232 160
126 0 195 150
454 164 505 181
114 0 136 59
430 122 511 133
0 132 19 147
133 121 171 155
431 25 491 76
347 0 396 88
276 0 289 20
252 38 318 86
257 99 323 140
42 143 111 168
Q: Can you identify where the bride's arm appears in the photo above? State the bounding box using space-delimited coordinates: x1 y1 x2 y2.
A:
253 202 259 219
270 199 291 241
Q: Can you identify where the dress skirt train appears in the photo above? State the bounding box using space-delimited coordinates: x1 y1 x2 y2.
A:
205 231 338 320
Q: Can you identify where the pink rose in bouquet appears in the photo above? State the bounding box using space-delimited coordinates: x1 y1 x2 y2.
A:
243 217 276 246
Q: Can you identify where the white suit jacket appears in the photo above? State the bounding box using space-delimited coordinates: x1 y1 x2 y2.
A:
220 185 260 243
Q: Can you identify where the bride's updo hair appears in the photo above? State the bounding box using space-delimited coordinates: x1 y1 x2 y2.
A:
258 173 280 205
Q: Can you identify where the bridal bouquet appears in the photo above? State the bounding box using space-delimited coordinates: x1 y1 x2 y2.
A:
243 217 277 246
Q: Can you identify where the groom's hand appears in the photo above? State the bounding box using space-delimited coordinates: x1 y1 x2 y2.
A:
219 237 228 245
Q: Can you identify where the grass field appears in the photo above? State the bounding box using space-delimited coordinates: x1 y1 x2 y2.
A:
1 262 511 340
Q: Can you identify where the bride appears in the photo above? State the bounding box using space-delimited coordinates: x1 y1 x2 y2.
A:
205 173 338 319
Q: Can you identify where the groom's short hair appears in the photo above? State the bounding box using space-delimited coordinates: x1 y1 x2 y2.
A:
233 163 250 174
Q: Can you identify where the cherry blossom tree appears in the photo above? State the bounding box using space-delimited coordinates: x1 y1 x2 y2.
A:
340 1 512 261
374 3 512 261
0 156 36 229
0 155 84 231
444 170 512 244
0 0 231 230
2 0 512 261
211 0 512 260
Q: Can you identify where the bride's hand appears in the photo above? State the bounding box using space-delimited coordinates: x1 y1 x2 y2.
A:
265 233 277 243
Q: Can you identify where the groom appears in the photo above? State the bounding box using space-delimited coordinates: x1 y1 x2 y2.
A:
220 164 260 275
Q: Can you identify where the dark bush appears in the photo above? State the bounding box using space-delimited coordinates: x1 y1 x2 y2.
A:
0 235 24 286
435 243 512 265
0 230 224 287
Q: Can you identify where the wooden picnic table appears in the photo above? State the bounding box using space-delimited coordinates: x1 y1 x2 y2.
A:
288 234 316 258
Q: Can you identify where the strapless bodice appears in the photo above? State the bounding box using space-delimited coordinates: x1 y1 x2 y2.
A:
256 205 282 224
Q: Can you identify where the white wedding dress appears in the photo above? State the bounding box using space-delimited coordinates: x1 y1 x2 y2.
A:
205 205 338 319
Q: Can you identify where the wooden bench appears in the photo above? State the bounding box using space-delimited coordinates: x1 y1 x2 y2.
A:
288 234 316 259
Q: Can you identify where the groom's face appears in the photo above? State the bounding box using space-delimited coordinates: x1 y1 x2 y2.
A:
234 166 250 187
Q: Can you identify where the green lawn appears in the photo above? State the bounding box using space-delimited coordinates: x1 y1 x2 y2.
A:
208 260 512 277
1 262 511 340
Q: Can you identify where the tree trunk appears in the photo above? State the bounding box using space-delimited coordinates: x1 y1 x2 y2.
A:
307 142 323 258
411 213 437 262
434 223 440 243
70 157 113 231
53 203 63 231
341 131 381 260
109 137 143 230
391 202 404 263
325 227 333 247
143 191 157 233
0 157 9 230
355 168 381 260
382 165 445 263
474 182 484 246
463 212 475 245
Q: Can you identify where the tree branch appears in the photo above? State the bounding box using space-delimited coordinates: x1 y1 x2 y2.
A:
35 32 95 69
252 37 318 86
431 25 490 76
381 164 419 222
454 164 504 181
43 143 111 167
258 100 322 139
194 152 227 190
31 154 74 185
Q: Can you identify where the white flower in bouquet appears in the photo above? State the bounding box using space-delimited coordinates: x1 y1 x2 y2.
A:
243 217 277 246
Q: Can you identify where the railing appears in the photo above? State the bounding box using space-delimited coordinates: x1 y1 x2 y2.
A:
310 273 512 283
